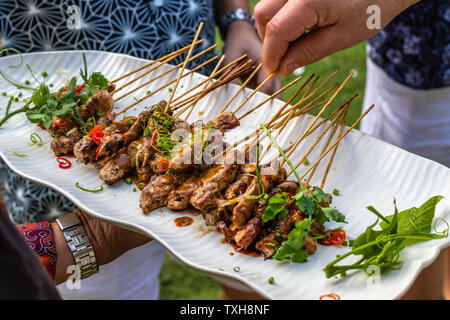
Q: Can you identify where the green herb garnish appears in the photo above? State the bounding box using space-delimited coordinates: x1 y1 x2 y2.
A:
75 182 104 193
273 217 312 262
29 132 43 146
323 196 448 278
268 277 275 285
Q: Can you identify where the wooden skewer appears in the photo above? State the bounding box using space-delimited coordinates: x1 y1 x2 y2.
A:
173 61 256 116
182 55 226 121
281 71 354 166
231 71 278 115
305 106 348 185
319 107 349 189
113 44 217 102
218 63 263 113
283 105 348 173
288 104 376 179
171 55 249 109
236 74 303 120
166 22 204 112
117 55 218 116
110 39 204 83
273 72 339 124
258 75 318 160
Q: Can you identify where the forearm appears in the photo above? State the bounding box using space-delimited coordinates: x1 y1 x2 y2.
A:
214 0 250 21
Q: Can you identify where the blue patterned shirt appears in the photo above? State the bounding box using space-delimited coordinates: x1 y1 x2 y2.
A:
368 0 450 89
0 0 217 224
0 0 217 74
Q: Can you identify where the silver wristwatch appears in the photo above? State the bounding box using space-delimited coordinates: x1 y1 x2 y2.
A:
219 8 256 39
56 212 98 280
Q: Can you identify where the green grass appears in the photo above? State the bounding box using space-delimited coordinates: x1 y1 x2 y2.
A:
158 1 366 300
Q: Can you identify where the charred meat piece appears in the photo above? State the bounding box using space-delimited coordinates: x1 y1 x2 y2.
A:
140 173 187 215
275 181 300 194
95 133 127 159
86 89 114 114
190 164 239 212
224 164 256 202
202 204 228 226
97 112 117 127
234 217 261 250
98 148 131 185
255 233 279 258
73 136 97 164
48 117 76 137
51 128 83 156
167 175 200 210
104 116 137 134
231 162 287 227
255 211 304 259
127 140 141 169
213 112 240 132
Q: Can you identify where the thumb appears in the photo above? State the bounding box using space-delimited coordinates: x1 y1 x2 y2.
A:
278 25 351 76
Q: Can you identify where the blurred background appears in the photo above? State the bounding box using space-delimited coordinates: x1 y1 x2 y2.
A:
158 0 366 299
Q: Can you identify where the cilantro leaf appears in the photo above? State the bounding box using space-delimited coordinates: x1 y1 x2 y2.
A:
310 186 332 205
88 72 109 90
273 218 312 262
261 192 290 223
293 190 316 216
316 206 347 225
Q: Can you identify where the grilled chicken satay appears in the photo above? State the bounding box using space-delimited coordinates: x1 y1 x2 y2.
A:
213 112 240 133
190 163 239 212
140 172 189 215
98 148 131 185
167 175 202 210
73 114 136 165
168 113 240 172
223 164 257 206
217 163 287 250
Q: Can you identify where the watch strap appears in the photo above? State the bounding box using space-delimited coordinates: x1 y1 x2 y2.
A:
219 8 256 39
56 212 98 280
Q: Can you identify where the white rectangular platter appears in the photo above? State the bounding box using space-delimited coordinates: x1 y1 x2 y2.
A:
0 51 449 300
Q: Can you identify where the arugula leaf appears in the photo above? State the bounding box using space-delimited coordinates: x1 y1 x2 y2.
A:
261 192 290 223
273 218 312 262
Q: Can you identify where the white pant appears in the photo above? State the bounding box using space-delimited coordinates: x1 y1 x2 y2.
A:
361 58 450 168
56 240 166 300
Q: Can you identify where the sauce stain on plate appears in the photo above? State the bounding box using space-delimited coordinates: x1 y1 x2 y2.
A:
174 216 194 227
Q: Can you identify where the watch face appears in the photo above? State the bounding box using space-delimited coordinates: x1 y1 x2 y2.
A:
236 9 245 19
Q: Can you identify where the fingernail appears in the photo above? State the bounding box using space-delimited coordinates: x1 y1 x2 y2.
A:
285 62 299 75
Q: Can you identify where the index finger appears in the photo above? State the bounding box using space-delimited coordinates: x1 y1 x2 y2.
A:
262 0 319 73
254 0 288 40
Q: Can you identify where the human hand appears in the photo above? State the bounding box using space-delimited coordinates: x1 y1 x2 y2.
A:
254 0 419 75
222 20 281 95
74 209 151 266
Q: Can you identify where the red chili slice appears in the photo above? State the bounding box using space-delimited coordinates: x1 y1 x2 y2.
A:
331 230 346 245
56 157 72 169
151 128 164 152
53 118 67 126
75 83 85 94
91 130 105 145
158 158 170 172
319 293 340 300
321 229 346 246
